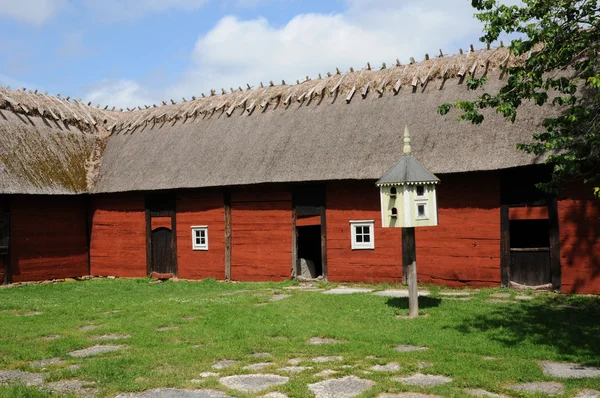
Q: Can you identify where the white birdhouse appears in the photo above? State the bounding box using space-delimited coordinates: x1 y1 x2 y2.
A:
377 126 440 228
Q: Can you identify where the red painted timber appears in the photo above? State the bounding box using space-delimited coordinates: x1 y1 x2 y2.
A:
10 195 88 282
509 206 548 220
89 193 147 278
231 188 291 281
558 183 600 294
296 215 321 226
176 190 225 280
151 217 172 231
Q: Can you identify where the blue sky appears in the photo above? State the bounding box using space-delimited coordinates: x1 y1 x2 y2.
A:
0 0 499 107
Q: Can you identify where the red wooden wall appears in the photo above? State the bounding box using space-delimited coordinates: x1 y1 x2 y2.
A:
176 189 225 279
326 181 403 283
89 193 147 277
10 195 88 282
231 187 291 281
416 172 502 287
558 183 600 294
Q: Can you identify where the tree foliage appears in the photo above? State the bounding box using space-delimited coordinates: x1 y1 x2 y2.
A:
439 0 600 197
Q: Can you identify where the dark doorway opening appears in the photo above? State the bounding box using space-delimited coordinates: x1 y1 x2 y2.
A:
509 219 552 286
297 225 322 278
145 191 178 277
151 227 175 275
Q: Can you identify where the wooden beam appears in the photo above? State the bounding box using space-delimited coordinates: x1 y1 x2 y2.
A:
393 79 402 94
376 78 389 95
224 190 232 281
548 198 561 291
292 205 298 278
145 198 152 276
403 227 418 318
361 82 371 98
346 86 356 103
170 207 178 278
330 75 344 94
500 204 510 287
320 205 328 282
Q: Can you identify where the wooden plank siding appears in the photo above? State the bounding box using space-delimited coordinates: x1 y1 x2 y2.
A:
89 193 147 277
176 189 225 280
416 172 502 287
10 195 88 282
325 181 403 283
231 187 292 281
558 182 600 294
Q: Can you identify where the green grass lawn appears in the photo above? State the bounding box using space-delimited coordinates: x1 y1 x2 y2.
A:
0 279 599 398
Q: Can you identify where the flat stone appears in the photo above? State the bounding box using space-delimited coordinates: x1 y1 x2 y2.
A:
439 292 472 296
0 370 44 386
312 356 343 363
444 297 472 301
288 358 302 365
419 362 434 369
79 325 100 332
262 393 288 398
270 294 291 302
212 360 237 370
250 352 271 358
41 335 61 341
157 327 179 332
16 311 43 317
219 374 289 393
394 345 428 352
308 376 375 398
30 357 63 368
324 288 373 295
373 290 430 297
507 382 564 396
243 362 274 371
486 299 512 304
307 337 344 345
541 361 600 378
489 293 511 298
393 374 452 387
199 372 220 378
91 334 131 341
575 390 600 398
68 345 124 358
117 389 233 398
278 366 312 373
463 389 508 398
378 394 443 398
516 295 534 300
43 380 98 397
370 362 401 372
315 370 338 378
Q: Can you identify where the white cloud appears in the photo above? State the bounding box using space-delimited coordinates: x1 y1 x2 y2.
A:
85 79 157 109
0 0 65 25
82 0 210 20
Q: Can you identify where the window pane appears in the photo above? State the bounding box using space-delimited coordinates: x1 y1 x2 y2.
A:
417 185 425 196
364 235 371 243
356 235 363 243
356 226 363 234
200 230 205 237
418 205 426 216
195 238 201 245
363 226 370 234
195 230 200 238
200 238 206 245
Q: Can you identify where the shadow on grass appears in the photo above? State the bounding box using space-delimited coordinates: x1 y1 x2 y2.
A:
386 297 442 309
451 297 600 365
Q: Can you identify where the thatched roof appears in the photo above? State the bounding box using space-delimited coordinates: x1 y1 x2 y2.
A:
0 46 550 195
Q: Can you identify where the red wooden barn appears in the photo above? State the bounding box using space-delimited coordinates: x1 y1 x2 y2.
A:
0 47 598 293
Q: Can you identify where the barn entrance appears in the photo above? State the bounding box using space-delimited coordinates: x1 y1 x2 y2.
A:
500 166 560 290
0 198 9 285
293 184 326 280
145 192 178 278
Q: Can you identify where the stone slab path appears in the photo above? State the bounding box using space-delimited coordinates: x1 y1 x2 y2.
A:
463 388 507 398
219 374 288 393
42 380 98 397
91 334 131 341
212 360 237 370
393 374 452 387
312 356 343 363
30 357 63 368
69 345 124 358
371 362 401 372
379 394 443 398
394 345 428 352
540 361 600 378
507 381 564 396
324 288 374 295
308 376 375 398
0 370 44 386
373 290 430 297
117 389 232 398
278 366 312 373
576 390 600 398
308 337 345 345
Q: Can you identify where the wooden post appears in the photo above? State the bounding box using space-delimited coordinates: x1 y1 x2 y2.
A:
291 206 298 278
320 206 328 282
401 229 409 284
403 227 418 317
548 197 561 291
224 190 232 281
500 205 510 287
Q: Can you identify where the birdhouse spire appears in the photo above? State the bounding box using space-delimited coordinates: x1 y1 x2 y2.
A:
403 125 411 155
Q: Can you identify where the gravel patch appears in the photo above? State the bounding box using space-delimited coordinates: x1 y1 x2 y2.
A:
540 362 600 378
370 362 401 372
373 290 430 297
79 325 100 332
394 345 428 352
308 376 375 398
219 374 289 393
0 370 44 386
117 389 232 398
507 381 564 396
308 337 345 345
30 357 63 368
393 374 452 387
68 345 124 358
575 390 600 398
312 356 343 363
489 293 511 298
278 366 312 373
324 288 374 295
463 389 508 398
315 370 339 378
41 335 61 341
212 360 237 370
91 334 131 341
243 363 274 371
43 380 98 397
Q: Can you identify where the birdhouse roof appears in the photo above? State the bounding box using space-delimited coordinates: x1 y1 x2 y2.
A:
376 155 440 186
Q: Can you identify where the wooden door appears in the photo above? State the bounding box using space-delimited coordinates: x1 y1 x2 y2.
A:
151 227 174 275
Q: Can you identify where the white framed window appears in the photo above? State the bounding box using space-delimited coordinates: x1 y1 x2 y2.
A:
350 220 375 250
191 226 208 250
416 202 429 220
416 185 426 198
